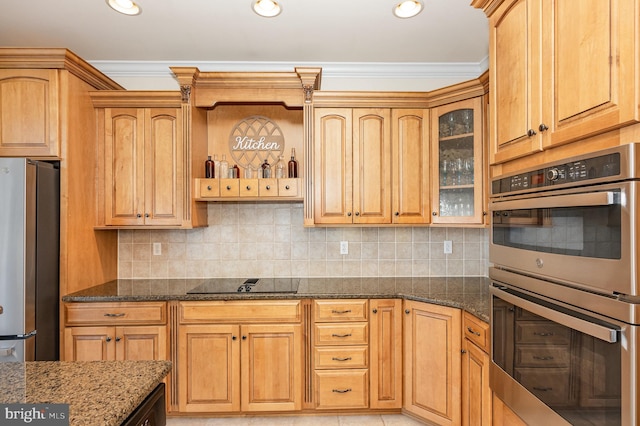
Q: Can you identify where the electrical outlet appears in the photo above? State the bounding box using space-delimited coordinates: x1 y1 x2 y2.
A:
444 240 452 254
340 241 349 255
153 242 162 256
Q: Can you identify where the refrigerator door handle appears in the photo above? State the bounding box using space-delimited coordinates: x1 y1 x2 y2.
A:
0 330 36 340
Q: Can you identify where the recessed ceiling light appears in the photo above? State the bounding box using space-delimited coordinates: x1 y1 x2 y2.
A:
106 0 141 16
252 0 282 17
393 0 423 18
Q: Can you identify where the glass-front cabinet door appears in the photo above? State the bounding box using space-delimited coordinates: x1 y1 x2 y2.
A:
431 97 484 225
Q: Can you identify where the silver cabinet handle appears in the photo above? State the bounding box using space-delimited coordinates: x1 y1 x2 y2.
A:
490 191 616 211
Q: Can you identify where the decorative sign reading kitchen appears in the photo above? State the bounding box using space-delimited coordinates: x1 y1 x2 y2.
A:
229 115 286 178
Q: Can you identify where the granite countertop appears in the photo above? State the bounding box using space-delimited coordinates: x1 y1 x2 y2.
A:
0 360 171 426
63 276 490 322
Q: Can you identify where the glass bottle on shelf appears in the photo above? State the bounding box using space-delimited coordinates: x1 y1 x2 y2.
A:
213 154 220 178
219 154 229 179
288 148 298 178
261 159 272 178
275 155 285 178
205 156 214 178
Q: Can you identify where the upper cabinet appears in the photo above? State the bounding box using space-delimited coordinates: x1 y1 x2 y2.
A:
313 107 392 225
92 91 208 229
485 0 640 165
430 98 485 225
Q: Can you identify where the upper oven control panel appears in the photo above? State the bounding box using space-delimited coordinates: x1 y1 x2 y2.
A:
491 147 631 197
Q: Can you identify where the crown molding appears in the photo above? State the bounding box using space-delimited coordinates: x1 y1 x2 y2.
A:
89 57 489 81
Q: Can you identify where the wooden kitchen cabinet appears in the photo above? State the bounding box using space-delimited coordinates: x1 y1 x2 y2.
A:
313 108 391 224
178 300 302 413
313 299 369 409
461 312 491 426
98 103 183 226
391 109 431 224
430 97 484 225
63 302 168 362
195 177 302 200
403 300 461 426
0 69 60 157
369 299 403 409
487 0 640 165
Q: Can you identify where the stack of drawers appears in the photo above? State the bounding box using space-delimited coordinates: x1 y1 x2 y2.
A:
313 299 369 409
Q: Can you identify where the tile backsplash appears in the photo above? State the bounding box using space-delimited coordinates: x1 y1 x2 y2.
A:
117 203 489 279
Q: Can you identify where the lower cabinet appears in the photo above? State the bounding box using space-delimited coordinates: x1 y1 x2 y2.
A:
369 299 403 409
177 301 302 413
403 300 462 426
63 302 168 362
461 312 491 426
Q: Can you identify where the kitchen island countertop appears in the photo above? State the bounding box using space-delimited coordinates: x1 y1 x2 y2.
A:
0 360 171 426
63 276 490 322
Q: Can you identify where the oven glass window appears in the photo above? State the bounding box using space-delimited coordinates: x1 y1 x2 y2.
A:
492 202 621 259
493 295 621 425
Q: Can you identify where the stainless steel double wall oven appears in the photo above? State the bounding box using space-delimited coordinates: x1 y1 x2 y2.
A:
488 144 640 426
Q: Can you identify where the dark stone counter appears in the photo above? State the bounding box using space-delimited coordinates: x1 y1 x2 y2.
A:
63 277 490 322
0 360 171 426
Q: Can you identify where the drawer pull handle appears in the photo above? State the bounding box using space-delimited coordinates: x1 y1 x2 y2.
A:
104 313 125 317
466 327 481 336
226 185 232 190
533 332 554 337
246 185 251 190
331 309 352 314
332 357 352 362
206 185 212 190
332 333 352 338
266 185 271 190
332 388 352 394
533 356 554 361
533 386 553 392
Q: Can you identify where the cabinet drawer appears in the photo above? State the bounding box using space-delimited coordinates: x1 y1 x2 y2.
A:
516 322 570 345
314 323 368 345
315 370 369 409
198 178 220 198
463 312 490 353
180 300 301 323
314 300 368 322
239 178 259 197
258 178 278 196
314 346 368 369
219 179 240 197
515 345 570 368
278 178 298 197
65 302 166 326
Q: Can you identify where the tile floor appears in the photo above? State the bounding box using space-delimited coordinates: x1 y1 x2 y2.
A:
167 414 426 425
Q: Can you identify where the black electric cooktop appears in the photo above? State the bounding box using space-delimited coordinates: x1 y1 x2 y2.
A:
186 278 300 294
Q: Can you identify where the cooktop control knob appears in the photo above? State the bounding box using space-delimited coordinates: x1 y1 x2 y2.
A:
546 167 560 181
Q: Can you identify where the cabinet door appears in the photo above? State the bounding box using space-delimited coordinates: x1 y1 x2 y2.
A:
116 325 167 361
178 324 240 413
64 326 114 361
431 98 484 225
0 69 60 157
103 108 146 226
489 0 543 164
369 299 402 409
462 339 491 426
313 108 353 224
144 108 183 226
240 323 302 412
404 300 461 426
391 109 430 224
543 0 640 149
352 109 391 224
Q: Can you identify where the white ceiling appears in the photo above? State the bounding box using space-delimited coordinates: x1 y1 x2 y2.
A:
0 0 489 80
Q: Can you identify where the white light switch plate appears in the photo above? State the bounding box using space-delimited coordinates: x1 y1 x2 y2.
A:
153 242 162 256
444 240 452 254
340 241 348 255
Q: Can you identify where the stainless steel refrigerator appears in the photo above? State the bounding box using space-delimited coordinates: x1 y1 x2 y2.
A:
0 158 60 362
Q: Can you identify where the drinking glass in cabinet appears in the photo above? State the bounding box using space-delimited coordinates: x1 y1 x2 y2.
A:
461 110 473 133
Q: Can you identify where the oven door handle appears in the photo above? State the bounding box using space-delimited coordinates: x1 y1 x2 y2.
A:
492 286 618 343
489 191 617 211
